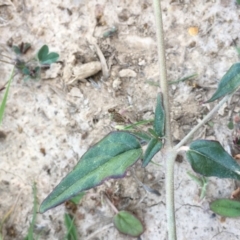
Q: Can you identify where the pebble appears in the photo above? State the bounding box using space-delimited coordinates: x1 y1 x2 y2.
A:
119 69 137 78
188 26 199 36
69 61 102 84
69 87 83 98
138 59 146 66
112 78 122 90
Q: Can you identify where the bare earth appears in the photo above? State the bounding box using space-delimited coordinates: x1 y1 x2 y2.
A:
1 0 240 239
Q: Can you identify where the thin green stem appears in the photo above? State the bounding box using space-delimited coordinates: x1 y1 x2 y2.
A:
153 0 172 148
174 94 232 149
165 150 178 240
152 1 176 240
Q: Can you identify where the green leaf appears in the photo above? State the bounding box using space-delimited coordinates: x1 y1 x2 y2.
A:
70 192 85 205
227 120 234 130
0 68 14 125
113 211 144 237
37 45 59 65
168 73 198 85
120 119 153 131
148 128 159 138
132 131 152 144
187 171 208 200
153 93 165 137
21 66 30 75
206 63 240 103
142 138 162 167
186 140 240 180
24 183 38 240
39 132 142 213
12 45 21 55
64 214 78 240
210 199 240 218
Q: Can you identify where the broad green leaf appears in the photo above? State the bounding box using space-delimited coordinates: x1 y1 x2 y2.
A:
64 213 78 240
206 63 240 102
113 211 144 237
39 132 142 213
210 199 240 217
37 45 59 65
142 138 162 167
0 68 14 124
153 93 165 137
70 192 85 205
186 140 240 180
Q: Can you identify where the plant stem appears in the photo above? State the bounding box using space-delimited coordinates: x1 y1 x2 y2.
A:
153 0 172 148
165 149 178 240
174 94 232 149
153 1 176 239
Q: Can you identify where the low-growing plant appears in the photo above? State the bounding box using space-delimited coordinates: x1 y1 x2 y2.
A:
39 1 240 240
0 44 59 124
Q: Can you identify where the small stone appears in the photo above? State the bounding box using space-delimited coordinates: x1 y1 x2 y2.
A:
69 87 83 98
112 78 122 90
119 69 137 78
188 26 199 36
69 61 102 84
138 59 146 66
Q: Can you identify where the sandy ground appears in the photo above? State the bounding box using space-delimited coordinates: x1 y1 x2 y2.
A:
1 0 240 239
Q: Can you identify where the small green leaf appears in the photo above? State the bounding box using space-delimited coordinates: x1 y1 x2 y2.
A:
227 120 234 130
121 119 153 131
39 132 142 213
64 214 78 240
153 93 165 137
210 199 240 218
142 138 162 167
12 45 21 55
113 211 144 237
132 131 152 144
0 68 14 125
37 45 59 65
24 183 38 240
21 66 30 75
206 63 240 102
187 171 208 200
70 192 85 205
148 128 159 138
186 140 240 180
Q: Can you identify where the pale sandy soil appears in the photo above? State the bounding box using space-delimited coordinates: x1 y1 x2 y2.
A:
1 0 240 239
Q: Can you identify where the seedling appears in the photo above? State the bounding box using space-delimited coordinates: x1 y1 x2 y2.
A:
64 214 78 240
39 1 240 240
0 44 59 124
0 68 14 124
187 171 208 200
24 183 38 240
